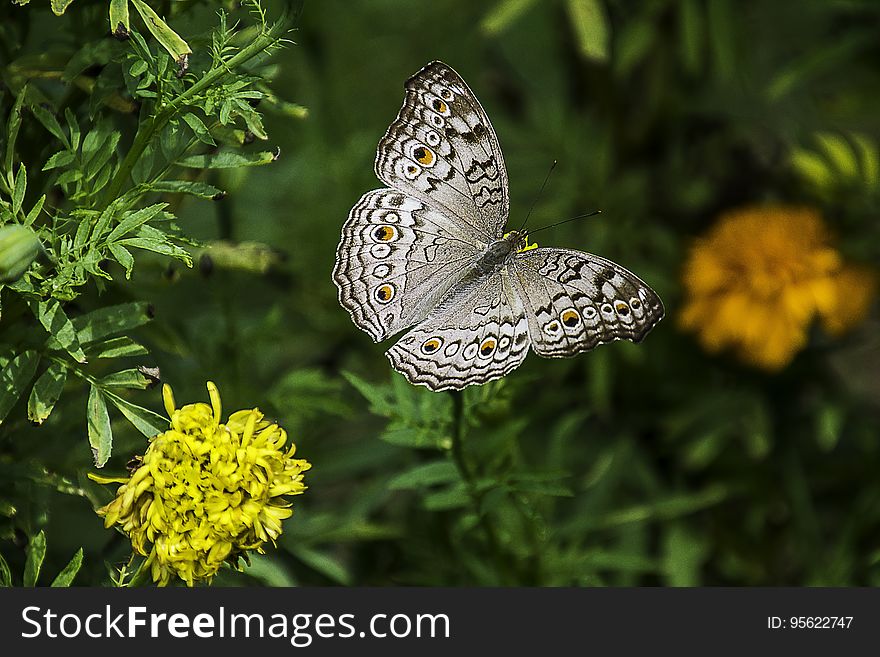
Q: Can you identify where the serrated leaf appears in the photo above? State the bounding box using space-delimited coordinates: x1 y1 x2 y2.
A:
104 392 165 438
12 163 26 216
87 385 113 467
100 369 151 389
109 0 130 37
42 150 76 171
567 0 610 62
50 548 83 587
27 363 67 424
50 0 74 16
72 301 152 344
177 149 279 169
31 299 87 362
85 336 149 359
0 350 39 424
151 180 224 199
23 531 46 586
388 460 460 490
118 234 192 265
131 0 191 64
108 243 134 277
29 104 70 149
105 203 166 242
182 113 216 146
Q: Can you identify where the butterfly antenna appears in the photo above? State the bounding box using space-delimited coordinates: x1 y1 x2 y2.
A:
528 210 602 235
517 160 557 232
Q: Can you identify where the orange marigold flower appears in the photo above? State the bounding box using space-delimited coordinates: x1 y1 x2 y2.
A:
679 205 875 370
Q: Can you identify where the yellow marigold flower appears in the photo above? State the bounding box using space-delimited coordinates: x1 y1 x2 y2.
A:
679 205 876 370
90 381 311 586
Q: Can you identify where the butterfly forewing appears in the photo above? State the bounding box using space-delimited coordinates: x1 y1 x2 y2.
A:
333 188 481 341
374 61 510 241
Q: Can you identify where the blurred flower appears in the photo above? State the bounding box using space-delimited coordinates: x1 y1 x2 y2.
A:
679 205 875 370
90 381 311 586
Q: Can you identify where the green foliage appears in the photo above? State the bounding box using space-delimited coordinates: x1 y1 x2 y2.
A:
1 0 879 587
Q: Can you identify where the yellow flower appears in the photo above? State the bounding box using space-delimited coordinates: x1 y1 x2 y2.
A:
90 381 311 586
679 205 875 370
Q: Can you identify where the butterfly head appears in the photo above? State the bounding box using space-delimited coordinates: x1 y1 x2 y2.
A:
503 230 539 254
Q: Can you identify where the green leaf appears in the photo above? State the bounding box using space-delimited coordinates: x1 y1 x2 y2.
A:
100 368 151 390
87 385 113 467
42 150 76 171
24 194 45 226
0 224 41 282
106 203 166 242
852 133 879 186
85 336 149 359
567 0 610 62
0 552 11 587
151 180 225 199
109 0 131 38
5 83 27 175
29 104 70 149
12 163 26 216
679 0 703 74
814 132 859 180
118 234 192 265
388 460 460 490
27 363 67 425
50 0 74 16
50 548 84 587
423 484 470 510
31 299 87 362
481 0 538 34
73 301 153 344
0 350 39 425
130 0 192 65
23 531 46 587
177 149 279 169
290 546 351 585
182 113 216 146
108 243 134 277
104 392 166 437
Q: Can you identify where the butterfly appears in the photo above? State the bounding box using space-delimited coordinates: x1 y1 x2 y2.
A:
332 61 664 391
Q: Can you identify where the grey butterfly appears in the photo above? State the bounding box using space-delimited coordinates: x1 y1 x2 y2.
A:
333 61 664 391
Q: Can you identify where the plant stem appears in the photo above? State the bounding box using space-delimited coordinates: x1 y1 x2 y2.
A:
448 390 508 583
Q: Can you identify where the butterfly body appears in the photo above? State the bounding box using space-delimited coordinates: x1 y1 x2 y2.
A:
333 62 664 391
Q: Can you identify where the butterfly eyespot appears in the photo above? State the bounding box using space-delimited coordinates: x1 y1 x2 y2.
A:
615 301 630 316
439 88 454 101
561 309 581 327
429 113 445 128
601 303 615 315
543 321 561 336
425 130 441 146
372 225 398 242
583 306 598 320
381 211 399 224
463 343 479 359
630 298 642 309
412 145 435 166
479 338 497 358
372 264 391 279
444 342 460 356
421 337 443 354
370 243 392 259
403 162 422 179
432 98 448 114
375 284 395 304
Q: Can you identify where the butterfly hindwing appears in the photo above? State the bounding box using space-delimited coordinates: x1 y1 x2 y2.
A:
386 270 531 391
511 248 665 357
333 188 482 342
375 61 510 241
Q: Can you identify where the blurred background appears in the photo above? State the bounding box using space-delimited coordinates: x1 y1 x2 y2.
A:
2 0 880 585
